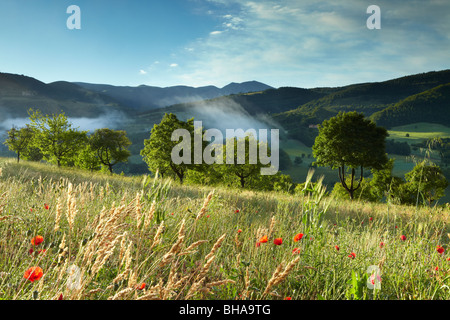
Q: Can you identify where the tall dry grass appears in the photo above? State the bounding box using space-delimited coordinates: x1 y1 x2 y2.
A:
0 158 449 300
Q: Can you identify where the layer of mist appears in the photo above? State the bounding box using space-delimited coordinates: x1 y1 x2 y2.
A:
178 96 284 137
0 110 127 133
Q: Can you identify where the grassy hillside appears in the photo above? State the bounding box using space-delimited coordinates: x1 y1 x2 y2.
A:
272 70 450 144
371 83 450 128
0 73 127 118
0 158 450 301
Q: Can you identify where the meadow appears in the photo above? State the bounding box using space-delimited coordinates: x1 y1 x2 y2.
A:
0 157 450 300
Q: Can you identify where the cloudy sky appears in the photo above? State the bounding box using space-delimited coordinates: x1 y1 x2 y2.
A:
0 0 449 88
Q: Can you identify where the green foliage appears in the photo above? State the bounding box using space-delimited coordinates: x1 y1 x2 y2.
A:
385 140 411 156
346 270 368 300
90 128 131 174
330 158 449 206
75 143 102 172
140 113 199 183
28 109 88 167
313 111 388 199
397 160 449 206
3 125 35 162
371 83 450 128
331 178 376 202
369 159 404 201
247 172 294 193
219 136 269 188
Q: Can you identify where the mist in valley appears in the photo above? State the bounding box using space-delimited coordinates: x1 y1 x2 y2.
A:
175 97 285 140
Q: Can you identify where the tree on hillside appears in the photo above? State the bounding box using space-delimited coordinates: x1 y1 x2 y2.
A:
312 111 389 199
140 113 201 183
3 125 34 163
369 158 404 201
75 142 102 172
397 160 448 206
90 128 131 174
220 136 268 188
28 109 88 167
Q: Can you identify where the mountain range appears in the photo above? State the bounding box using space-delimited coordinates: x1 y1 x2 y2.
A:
1 69 450 150
74 81 273 111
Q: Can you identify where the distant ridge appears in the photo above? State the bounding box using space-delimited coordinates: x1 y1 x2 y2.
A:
74 80 274 111
0 72 125 118
370 83 450 128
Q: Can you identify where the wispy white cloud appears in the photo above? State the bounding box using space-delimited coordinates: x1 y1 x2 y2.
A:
164 0 450 88
139 69 147 75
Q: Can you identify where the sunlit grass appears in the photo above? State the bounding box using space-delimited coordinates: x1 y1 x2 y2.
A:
0 157 450 300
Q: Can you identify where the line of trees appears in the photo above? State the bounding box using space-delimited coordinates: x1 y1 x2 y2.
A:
4 109 131 173
3 110 293 192
4 109 448 205
140 113 294 192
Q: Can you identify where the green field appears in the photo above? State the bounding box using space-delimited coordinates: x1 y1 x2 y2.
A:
387 123 450 143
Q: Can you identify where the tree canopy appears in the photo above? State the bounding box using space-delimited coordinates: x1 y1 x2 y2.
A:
90 128 131 173
312 111 389 199
28 109 88 167
3 125 34 163
140 113 198 183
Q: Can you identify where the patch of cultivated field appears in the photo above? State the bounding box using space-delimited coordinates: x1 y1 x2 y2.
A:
388 123 450 144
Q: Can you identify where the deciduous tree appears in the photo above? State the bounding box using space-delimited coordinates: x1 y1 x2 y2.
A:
312 111 389 199
90 128 131 174
28 109 87 167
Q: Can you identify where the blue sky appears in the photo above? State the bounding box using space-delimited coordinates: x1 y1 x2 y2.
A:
0 0 449 88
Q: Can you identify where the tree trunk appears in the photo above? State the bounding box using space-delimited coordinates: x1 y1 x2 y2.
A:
339 165 363 200
17 152 20 163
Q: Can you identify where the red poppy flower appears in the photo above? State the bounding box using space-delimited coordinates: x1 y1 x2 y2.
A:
31 236 44 246
369 217 373 221
380 242 385 248
44 204 49 210
400 235 406 241
235 209 240 213
284 297 292 300
437 245 445 254
335 245 339 251
348 252 356 259
292 248 301 254
256 242 261 248
395 226 398 229
237 229 242 233
29 248 34 255
137 283 146 290
274 238 283 246
259 235 268 243
293 233 304 242
435 266 439 271
24 266 43 282
58 294 63 300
